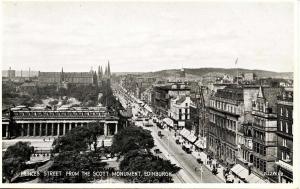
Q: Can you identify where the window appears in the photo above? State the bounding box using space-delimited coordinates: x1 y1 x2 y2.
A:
282 152 285 160
256 143 260 153
283 139 287 147
286 153 290 161
280 121 283 131
263 161 266 172
286 109 289 118
280 108 283 116
286 122 289 133
185 103 188 107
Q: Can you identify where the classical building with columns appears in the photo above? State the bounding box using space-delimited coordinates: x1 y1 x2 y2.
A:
2 106 119 139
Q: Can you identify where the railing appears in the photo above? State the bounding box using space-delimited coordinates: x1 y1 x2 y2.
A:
251 110 277 118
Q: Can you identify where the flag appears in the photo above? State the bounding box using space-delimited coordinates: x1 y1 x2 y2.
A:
235 58 238 65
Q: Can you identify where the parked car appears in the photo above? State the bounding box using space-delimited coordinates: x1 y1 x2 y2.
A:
197 158 203 164
154 148 161 154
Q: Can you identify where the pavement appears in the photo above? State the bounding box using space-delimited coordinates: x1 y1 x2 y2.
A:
145 125 223 183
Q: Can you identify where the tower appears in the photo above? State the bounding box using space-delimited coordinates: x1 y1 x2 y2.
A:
98 65 103 79
60 67 64 83
107 60 111 78
195 85 206 137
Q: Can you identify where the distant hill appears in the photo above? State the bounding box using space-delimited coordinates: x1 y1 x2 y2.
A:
139 68 293 80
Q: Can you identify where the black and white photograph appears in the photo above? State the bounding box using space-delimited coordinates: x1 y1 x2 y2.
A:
1 0 297 186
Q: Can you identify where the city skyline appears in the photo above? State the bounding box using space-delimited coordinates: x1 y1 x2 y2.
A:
2 2 295 73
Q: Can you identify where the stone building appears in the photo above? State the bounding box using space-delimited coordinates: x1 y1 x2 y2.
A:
2 106 119 139
168 95 191 129
207 85 259 166
38 68 94 86
38 62 111 86
250 86 283 182
151 82 190 117
275 87 293 183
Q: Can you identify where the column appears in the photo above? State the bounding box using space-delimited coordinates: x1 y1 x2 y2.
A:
81 123 84 127
39 123 42 136
75 122 78 127
33 123 36 136
114 123 118 134
21 123 24 136
27 123 30 136
69 123 72 131
5 125 8 138
45 123 48 136
51 123 54 136
63 123 66 135
57 123 60 136
104 123 108 136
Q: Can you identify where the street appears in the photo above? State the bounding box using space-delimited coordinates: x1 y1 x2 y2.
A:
112 84 223 183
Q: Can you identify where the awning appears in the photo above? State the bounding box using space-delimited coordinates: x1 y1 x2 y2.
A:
246 173 267 183
231 164 248 179
231 164 267 183
194 139 205 149
187 133 197 143
180 128 190 139
275 160 293 172
144 105 153 113
163 118 174 127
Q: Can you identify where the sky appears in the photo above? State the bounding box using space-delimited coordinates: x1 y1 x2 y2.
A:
2 1 295 73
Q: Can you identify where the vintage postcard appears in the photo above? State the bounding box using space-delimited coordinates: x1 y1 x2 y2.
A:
1 0 298 188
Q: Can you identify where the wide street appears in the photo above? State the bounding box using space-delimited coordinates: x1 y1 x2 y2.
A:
112 84 223 183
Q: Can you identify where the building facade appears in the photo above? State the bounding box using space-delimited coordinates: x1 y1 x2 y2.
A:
151 82 190 117
169 95 191 129
276 88 293 183
2 106 119 139
250 87 283 182
207 85 259 166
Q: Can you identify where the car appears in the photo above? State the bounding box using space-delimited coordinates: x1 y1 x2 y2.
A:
154 149 161 154
197 158 203 164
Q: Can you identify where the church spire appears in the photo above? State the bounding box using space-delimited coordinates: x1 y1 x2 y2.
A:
61 67 64 82
98 65 103 79
107 60 111 77
104 65 107 76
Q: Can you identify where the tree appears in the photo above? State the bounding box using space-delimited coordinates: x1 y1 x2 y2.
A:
49 100 59 106
43 151 107 183
111 126 154 154
45 122 107 183
2 142 34 183
3 141 33 161
51 122 104 153
119 149 180 183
